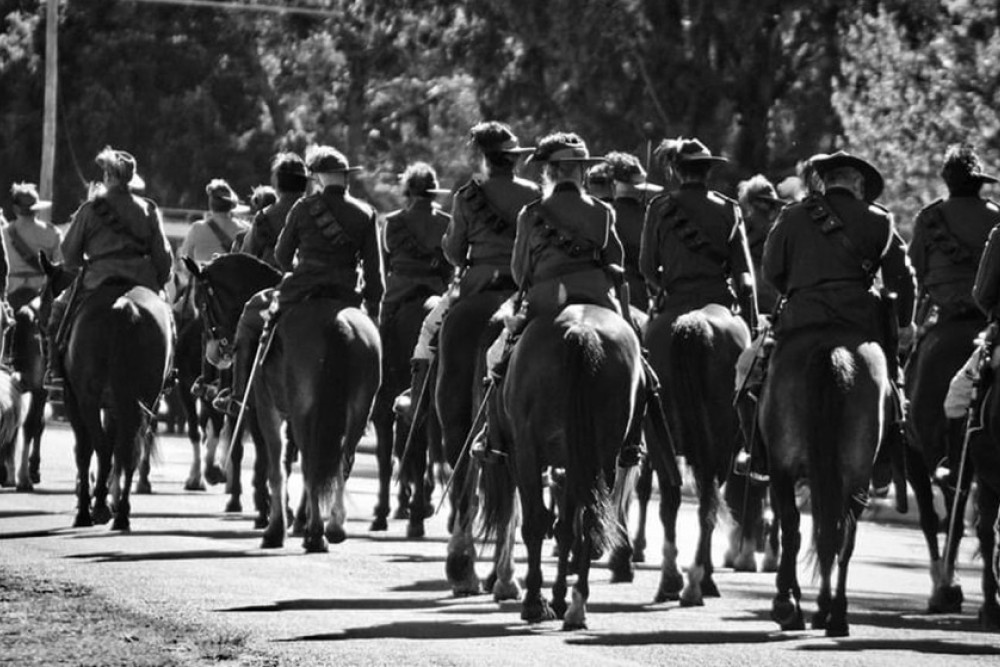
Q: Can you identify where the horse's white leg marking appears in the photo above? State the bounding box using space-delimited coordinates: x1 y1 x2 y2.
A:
564 588 586 628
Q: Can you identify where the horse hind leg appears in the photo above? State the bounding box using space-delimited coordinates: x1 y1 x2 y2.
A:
91 413 115 524
770 470 804 631
550 497 575 619
519 466 556 623
681 474 721 606
908 449 956 612
564 506 594 631
631 457 653 563
181 388 205 491
224 417 244 513
976 481 1000 630
446 456 482 597
655 477 684 603
323 461 348 546
370 394 394 531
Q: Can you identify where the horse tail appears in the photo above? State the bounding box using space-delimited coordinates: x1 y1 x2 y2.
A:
565 322 622 555
806 345 853 578
304 333 352 501
110 295 153 468
669 312 719 516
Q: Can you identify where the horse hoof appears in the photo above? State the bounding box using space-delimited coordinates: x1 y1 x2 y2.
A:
732 553 757 573
224 498 242 513
111 516 131 532
701 576 721 598
484 571 498 595
562 619 587 631
928 585 964 614
261 531 284 549
632 547 646 564
253 516 269 530
406 521 425 539
370 516 388 532
679 589 705 608
303 534 329 553
492 579 521 602
825 620 849 638
979 603 1000 631
91 505 112 525
30 467 40 485
771 596 804 631
521 598 556 623
15 481 33 493
654 573 683 603
73 512 93 528
135 480 152 495
446 553 481 597
290 520 306 538
325 525 347 545
551 597 568 620
392 506 409 521
608 548 635 584
204 465 226 486
184 479 206 492
811 611 828 631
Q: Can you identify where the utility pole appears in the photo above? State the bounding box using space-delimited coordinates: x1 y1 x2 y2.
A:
40 0 59 219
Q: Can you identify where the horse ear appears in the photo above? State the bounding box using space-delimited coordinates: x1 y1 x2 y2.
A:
182 256 201 279
38 251 56 277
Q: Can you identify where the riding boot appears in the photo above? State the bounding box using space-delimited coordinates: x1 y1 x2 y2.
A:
43 298 68 391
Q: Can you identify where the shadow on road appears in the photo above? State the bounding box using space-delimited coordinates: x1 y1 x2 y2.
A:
795 638 1000 655
0 528 75 540
68 528 262 541
64 549 280 563
567 629 804 646
275 619 532 642
724 604 986 634
221 596 448 613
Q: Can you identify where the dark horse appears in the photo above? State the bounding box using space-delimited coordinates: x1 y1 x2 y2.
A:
435 288 512 596
2 296 46 490
974 349 1000 630
371 291 440 536
40 257 175 531
904 312 983 613
189 254 381 551
183 255 282 530
642 304 750 605
481 306 644 628
761 326 889 637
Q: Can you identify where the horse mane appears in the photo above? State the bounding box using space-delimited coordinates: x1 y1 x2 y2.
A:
203 253 281 291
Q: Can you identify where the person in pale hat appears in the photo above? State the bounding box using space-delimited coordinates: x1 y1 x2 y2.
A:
640 137 757 330
5 182 62 309
606 151 662 310
241 152 308 268
178 178 250 275
737 174 786 313
47 146 173 385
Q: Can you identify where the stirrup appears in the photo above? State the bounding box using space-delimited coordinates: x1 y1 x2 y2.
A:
470 430 505 465
733 450 769 484
190 377 208 399
211 390 243 418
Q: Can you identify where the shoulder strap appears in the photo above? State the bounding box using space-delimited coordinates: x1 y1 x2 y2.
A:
803 195 878 280
461 180 516 235
532 203 603 261
391 214 437 259
659 194 730 267
312 194 363 250
92 197 151 253
924 202 974 264
7 225 41 272
205 217 235 251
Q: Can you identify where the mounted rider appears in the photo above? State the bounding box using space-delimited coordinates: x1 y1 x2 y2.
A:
5 182 60 310
407 122 539 398
240 152 308 267
606 151 663 312
214 145 383 417
737 174 786 315
46 147 174 384
760 151 916 490
639 137 758 331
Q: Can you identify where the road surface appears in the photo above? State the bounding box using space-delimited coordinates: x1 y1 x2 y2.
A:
1 424 998 666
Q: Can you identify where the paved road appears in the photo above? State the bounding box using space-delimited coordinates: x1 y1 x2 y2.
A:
1 424 999 666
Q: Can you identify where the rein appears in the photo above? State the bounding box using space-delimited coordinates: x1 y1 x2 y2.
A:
196 277 235 358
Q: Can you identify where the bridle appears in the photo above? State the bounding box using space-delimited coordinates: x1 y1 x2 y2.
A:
194 276 235 360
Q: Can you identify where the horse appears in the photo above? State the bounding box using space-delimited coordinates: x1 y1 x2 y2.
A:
3 296 47 490
904 312 984 613
760 325 889 637
0 369 26 491
40 256 174 531
638 304 751 605
480 305 644 629
975 356 1000 630
188 254 381 552
434 288 513 596
182 255 281 530
371 291 440 536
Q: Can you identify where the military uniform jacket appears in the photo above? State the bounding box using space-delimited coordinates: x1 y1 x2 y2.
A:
512 182 623 316
910 196 999 313
382 198 451 306
62 185 174 293
745 209 779 313
444 170 540 296
613 195 649 309
763 188 915 338
639 183 754 316
241 193 299 268
3 218 62 304
972 222 1000 319
274 184 384 311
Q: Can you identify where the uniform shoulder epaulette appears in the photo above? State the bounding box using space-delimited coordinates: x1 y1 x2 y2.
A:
921 198 945 213
646 191 673 212
867 201 891 217
344 193 375 217
384 208 404 223
513 176 541 193
457 177 483 200
985 199 1000 214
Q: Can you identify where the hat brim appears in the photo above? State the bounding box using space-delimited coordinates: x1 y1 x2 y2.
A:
312 166 363 174
232 204 252 215
129 174 146 191
811 153 884 201
677 155 729 164
751 194 788 205
28 200 52 212
632 182 664 193
973 172 1000 185
497 146 536 155
527 154 606 165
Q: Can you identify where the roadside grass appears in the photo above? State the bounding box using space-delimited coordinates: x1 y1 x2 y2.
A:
0 570 275 666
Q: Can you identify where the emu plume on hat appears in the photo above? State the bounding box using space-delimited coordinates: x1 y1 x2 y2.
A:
400 162 450 197
605 151 663 193
810 150 885 202
942 143 998 189
95 146 144 189
306 145 361 174
656 137 728 167
10 182 51 213
206 178 250 214
526 132 605 165
469 121 534 155
738 174 785 207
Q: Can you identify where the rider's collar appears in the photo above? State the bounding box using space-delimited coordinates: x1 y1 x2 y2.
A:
679 182 708 192
552 181 582 195
322 184 347 197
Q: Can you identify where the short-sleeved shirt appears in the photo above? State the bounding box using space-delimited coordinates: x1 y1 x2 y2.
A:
3 218 62 301
241 193 300 268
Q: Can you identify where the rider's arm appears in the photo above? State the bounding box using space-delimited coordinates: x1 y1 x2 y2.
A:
360 210 385 319
442 195 470 268
728 209 759 329
638 202 661 291
601 208 625 269
511 205 532 288
908 211 928 289
273 202 303 272
148 205 174 289
761 208 790 295
974 224 1000 318
61 204 89 272
880 224 917 327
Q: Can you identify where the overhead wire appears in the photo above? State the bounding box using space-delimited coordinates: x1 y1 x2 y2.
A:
123 0 338 19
